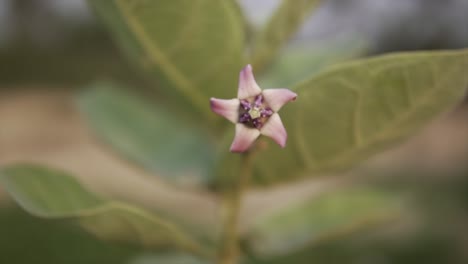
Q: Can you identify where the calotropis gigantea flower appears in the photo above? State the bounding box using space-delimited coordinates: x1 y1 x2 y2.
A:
210 64 297 152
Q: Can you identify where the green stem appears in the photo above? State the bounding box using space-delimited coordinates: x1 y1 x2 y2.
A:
219 152 254 264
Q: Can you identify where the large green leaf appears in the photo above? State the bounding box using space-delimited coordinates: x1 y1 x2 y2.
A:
219 49 468 185
0 165 214 259
247 187 403 258
0 207 140 264
77 83 216 186
251 0 321 71
89 0 245 122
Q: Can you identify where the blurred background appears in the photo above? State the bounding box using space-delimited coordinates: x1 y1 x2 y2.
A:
1 0 468 263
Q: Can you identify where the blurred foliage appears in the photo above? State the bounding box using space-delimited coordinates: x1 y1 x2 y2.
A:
0 26 149 89
2 1 468 263
259 41 365 88
0 206 139 264
77 83 216 186
251 0 321 71
247 186 403 257
2 172 468 264
0 165 217 258
245 171 468 264
248 229 464 264
128 252 208 264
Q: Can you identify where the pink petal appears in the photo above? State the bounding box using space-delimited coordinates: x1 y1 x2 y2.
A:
262 89 297 112
210 98 240 123
230 124 261 153
237 64 262 99
260 113 287 148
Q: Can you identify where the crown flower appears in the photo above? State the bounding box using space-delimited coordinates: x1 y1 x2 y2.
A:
210 64 297 152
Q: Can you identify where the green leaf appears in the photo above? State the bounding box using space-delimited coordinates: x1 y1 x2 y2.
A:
0 165 214 258
251 0 321 71
89 0 245 122
260 41 366 88
77 83 216 186
0 207 140 264
219 49 468 185
247 187 403 257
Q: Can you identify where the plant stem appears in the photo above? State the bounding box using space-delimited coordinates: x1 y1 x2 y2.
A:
219 152 254 264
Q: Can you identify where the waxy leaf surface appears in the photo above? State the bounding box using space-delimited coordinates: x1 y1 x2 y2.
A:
247 187 403 257
219 49 468 185
0 165 214 257
78 83 216 186
90 0 245 122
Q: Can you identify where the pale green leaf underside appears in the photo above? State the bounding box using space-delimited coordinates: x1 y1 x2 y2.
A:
89 0 245 121
0 165 212 257
77 83 216 186
252 0 321 71
220 49 468 185
248 187 403 257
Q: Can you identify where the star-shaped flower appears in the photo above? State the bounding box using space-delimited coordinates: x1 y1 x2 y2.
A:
210 64 297 152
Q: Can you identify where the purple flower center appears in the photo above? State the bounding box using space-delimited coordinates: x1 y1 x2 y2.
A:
238 94 273 129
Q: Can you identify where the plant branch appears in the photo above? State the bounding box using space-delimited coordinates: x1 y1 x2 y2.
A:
219 151 254 264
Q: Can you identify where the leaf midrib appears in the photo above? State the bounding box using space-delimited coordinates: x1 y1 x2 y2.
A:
114 0 212 120
298 56 467 172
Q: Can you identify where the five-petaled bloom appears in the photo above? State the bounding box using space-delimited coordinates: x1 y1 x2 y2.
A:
210 64 297 152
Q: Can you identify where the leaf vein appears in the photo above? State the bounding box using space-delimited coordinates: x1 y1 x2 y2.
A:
114 0 210 119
